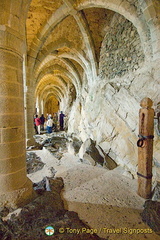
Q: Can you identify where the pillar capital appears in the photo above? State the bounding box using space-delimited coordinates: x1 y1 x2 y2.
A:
0 24 25 56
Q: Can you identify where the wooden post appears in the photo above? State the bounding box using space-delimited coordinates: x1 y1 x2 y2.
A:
156 102 160 135
137 98 154 199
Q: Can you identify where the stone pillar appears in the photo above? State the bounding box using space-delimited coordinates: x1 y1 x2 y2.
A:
25 86 36 146
37 95 41 116
41 99 44 115
0 26 33 208
137 98 154 199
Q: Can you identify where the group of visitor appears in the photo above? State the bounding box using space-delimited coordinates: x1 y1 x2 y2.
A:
34 111 66 134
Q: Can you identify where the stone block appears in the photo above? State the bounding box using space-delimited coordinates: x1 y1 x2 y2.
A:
0 29 24 54
39 47 48 57
104 83 116 101
19 85 25 99
9 14 20 33
116 88 139 114
0 66 17 82
108 149 117 162
0 28 6 45
126 112 137 130
0 2 5 9
0 97 23 114
152 182 160 201
0 50 19 68
0 10 10 26
0 82 20 97
152 39 160 58
119 1 136 15
99 141 111 153
10 0 21 20
32 36 41 48
0 178 33 209
83 153 95 166
78 138 92 159
67 141 76 155
117 106 127 120
79 138 104 165
122 170 134 179
27 48 38 62
38 22 50 39
0 154 26 174
0 141 25 160
104 154 118 170
141 200 160 234
144 5 157 22
0 167 27 191
112 133 136 164
2 127 25 143
0 113 24 128
97 120 114 141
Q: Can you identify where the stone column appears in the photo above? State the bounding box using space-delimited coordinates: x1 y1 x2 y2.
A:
25 86 36 146
41 99 44 115
0 26 33 208
37 95 41 116
137 98 154 199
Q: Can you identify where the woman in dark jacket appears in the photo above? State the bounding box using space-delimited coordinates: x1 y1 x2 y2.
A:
40 114 45 131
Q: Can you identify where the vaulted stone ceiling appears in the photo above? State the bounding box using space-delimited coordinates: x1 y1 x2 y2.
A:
27 1 63 48
26 0 115 109
26 0 160 114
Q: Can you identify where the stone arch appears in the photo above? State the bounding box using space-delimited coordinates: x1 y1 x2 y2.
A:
34 39 75 72
27 4 71 70
35 49 89 78
36 73 68 90
34 42 88 85
36 56 82 87
58 58 82 85
139 0 160 25
45 92 61 103
34 47 90 88
36 64 80 95
44 95 59 115
75 0 152 60
35 75 68 110
41 86 63 101
37 83 65 100
43 92 61 115
138 0 160 59
27 4 97 83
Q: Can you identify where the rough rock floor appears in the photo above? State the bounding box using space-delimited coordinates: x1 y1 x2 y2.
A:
1 132 159 240
1 177 105 240
26 132 160 240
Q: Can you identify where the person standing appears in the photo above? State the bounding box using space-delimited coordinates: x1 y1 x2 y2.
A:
33 115 38 134
53 113 58 131
40 114 45 131
46 117 53 133
35 115 41 134
59 111 66 131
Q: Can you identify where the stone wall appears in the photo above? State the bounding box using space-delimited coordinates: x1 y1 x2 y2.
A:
99 13 145 79
68 12 160 181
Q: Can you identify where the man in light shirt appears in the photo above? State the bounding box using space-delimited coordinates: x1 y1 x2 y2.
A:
46 116 53 133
